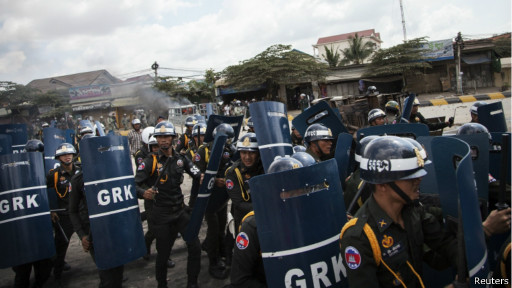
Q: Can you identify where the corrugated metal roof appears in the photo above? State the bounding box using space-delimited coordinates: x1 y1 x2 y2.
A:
27 70 121 93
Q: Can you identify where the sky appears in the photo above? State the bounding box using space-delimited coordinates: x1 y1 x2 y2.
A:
0 0 510 85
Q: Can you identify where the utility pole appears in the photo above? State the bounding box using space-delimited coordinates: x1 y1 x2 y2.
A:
455 32 464 95
399 0 407 42
151 61 159 84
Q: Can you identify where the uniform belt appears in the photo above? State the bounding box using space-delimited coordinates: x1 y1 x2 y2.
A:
154 203 184 211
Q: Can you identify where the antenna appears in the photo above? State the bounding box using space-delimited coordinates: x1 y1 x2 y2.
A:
399 0 407 41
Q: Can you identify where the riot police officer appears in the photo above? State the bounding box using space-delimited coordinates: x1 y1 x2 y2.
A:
290 125 303 146
134 121 202 288
469 101 488 123
69 135 125 288
245 117 255 133
225 133 264 230
385 100 401 124
134 126 155 167
176 115 199 154
367 108 386 126
184 123 206 161
194 123 236 280
229 157 303 288
409 98 453 131
339 136 459 287
304 123 333 162
46 143 80 282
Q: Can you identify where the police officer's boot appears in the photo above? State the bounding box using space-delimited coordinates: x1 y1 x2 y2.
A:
208 257 228 279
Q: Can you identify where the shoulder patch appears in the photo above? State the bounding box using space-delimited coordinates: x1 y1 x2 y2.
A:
137 162 146 171
194 153 201 162
226 179 234 190
344 246 361 269
236 232 249 250
177 159 183 167
223 151 230 159
136 157 144 165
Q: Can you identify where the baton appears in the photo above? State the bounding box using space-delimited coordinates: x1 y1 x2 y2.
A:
347 180 366 216
55 220 69 244
496 134 510 211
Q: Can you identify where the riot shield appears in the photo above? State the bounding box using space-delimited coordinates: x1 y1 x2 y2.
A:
94 120 106 136
0 152 55 268
400 93 416 123
184 134 228 242
249 101 294 172
203 115 243 143
78 120 94 132
490 132 511 185
416 136 439 195
43 127 69 172
0 134 13 155
65 129 76 146
0 124 28 154
79 135 146 269
478 101 507 132
452 133 490 201
249 159 349 287
292 100 348 139
356 123 429 140
431 137 489 285
334 133 354 184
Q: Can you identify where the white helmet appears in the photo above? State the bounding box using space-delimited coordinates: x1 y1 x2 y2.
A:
141 126 154 144
132 119 141 125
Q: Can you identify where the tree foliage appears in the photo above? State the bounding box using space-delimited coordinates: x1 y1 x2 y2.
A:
494 37 511 58
153 68 220 103
339 33 376 65
222 44 328 97
363 37 432 89
322 45 341 68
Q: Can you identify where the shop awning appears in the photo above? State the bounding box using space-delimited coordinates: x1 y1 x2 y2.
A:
462 53 491 64
111 97 140 107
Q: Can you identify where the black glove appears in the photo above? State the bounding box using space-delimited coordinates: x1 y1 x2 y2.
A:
448 117 454 127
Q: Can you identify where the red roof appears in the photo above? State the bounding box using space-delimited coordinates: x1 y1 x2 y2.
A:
316 29 381 45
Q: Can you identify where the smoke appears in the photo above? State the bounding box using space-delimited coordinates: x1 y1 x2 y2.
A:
137 86 193 116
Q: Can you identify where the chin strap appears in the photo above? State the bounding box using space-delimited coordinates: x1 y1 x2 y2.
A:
387 182 413 206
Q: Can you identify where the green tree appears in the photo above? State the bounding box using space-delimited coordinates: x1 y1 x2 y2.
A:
32 89 71 119
494 37 511 58
363 37 432 91
322 45 341 68
0 81 40 121
222 44 327 99
339 33 376 65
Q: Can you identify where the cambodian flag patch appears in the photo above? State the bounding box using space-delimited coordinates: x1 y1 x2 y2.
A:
194 153 201 162
344 246 361 269
223 151 230 159
137 162 145 171
226 179 234 190
236 232 249 250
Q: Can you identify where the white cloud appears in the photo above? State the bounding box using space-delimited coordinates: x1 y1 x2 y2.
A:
0 0 509 84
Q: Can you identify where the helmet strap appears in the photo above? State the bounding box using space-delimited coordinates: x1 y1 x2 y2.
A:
387 182 413 205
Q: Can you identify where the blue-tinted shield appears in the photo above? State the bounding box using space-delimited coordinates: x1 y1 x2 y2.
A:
292 100 348 139
452 133 490 201
94 120 106 136
65 129 76 146
416 136 439 195
43 128 69 172
249 101 294 173
250 159 349 287
203 115 243 143
490 132 511 185
0 124 28 154
400 93 416 123
431 137 489 284
184 134 228 242
79 136 146 269
478 101 507 132
334 133 354 184
0 152 55 268
356 123 429 140
0 134 13 155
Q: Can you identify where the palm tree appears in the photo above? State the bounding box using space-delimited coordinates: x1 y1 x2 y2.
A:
322 45 341 68
340 33 376 65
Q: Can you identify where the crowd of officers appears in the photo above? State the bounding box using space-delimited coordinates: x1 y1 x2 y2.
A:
11 98 511 288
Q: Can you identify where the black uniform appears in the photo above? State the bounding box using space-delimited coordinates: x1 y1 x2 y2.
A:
230 213 266 288
68 172 124 288
176 130 194 153
194 142 234 273
46 164 80 279
291 132 303 146
135 149 201 288
134 145 150 167
409 111 448 131
225 159 264 229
